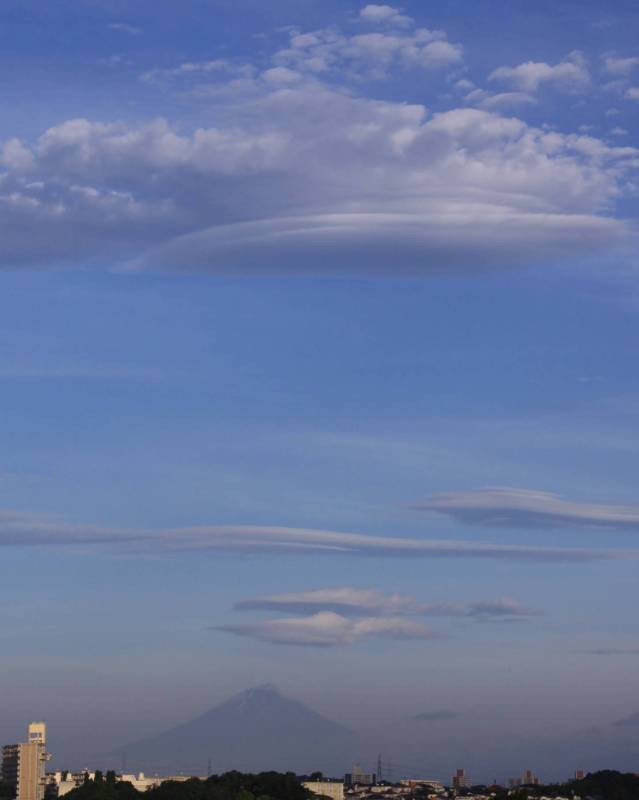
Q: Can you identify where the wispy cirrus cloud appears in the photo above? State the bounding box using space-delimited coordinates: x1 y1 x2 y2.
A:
107 22 141 36
140 59 255 84
217 610 435 647
417 487 639 531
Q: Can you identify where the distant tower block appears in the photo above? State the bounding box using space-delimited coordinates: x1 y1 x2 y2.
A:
2 722 49 800
452 769 472 790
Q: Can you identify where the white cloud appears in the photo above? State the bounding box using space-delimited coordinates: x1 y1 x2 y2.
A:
235 588 542 619
603 56 639 76
359 4 413 28
260 66 302 84
417 487 639 531
218 611 434 646
107 22 140 35
0 16 635 274
235 587 426 615
489 52 590 92
1 138 34 170
464 89 537 110
140 60 254 84
274 22 463 79
0 508 626 561
626 87 639 100
234 587 541 619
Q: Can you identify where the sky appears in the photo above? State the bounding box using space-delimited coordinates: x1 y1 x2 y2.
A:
1 0 639 784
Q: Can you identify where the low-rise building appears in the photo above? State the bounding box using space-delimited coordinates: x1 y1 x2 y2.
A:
303 781 345 800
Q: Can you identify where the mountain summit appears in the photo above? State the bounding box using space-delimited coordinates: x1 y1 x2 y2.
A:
113 685 354 776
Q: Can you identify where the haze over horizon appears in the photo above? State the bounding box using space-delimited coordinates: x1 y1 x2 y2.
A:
1 0 638 784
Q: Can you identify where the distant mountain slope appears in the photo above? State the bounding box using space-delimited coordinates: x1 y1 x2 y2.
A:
110 685 354 776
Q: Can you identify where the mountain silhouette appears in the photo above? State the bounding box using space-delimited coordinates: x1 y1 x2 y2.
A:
111 685 354 776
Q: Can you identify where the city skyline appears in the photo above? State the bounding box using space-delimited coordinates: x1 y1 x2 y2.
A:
0 714 596 789
0 0 638 783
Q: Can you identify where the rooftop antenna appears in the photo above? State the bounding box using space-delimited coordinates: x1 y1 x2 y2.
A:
377 754 382 782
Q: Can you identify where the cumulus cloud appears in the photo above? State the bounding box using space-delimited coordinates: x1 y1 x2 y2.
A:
217 611 434 647
359 4 413 28
603 56 639 76
273 22 463 80
417 487 639 531
0 508 626 561
489 52 590 92
0 10 635 275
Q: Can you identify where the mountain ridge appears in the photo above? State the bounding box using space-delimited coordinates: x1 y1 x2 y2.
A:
106 684 354 776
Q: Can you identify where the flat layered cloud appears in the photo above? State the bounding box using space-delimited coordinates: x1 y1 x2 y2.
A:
417 487 639 531
217 611 435 647
223 589 540 646
466 597 542 618
234 588 541 618
0 7 635 275
0 508 627 561
235 587 427 616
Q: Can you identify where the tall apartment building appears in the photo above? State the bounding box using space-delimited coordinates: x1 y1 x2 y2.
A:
509 770 540 788
2 723 49 800
452 769 472 790
344 765 376 787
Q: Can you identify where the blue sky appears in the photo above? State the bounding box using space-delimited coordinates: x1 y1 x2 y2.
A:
1 0 639 784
